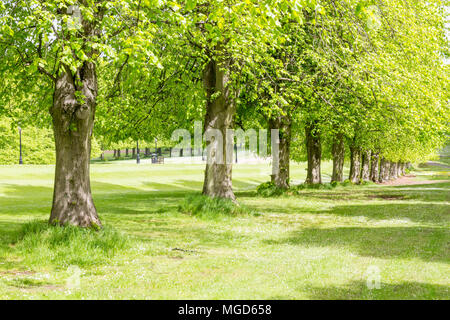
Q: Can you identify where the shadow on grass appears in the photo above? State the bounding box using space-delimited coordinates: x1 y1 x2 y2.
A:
264 226 449 263
324 203 449 224
301 280 450 300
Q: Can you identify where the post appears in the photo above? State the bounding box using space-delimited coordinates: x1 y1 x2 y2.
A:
19 127 23 165
136 140 140 164
234 143 238 163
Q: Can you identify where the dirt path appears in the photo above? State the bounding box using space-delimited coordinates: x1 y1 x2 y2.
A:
379 174 448 186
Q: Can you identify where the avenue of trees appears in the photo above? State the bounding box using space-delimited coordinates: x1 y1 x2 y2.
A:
0 0 448 227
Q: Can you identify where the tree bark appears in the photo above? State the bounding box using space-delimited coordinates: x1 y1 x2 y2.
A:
202 57 236 200
401 162 407 175
361 150 371 181
49 63 101 227
269 115 291 189
389 161 398 180
397 161 403 177
331 133 345 183
370 152 379 182
305 121 322 184
379 157 390 182
349 145 361 183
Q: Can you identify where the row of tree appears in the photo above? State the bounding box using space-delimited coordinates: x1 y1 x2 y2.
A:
0 0 448 227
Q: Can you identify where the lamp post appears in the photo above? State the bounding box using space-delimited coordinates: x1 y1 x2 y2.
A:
18 127 23 165
136 140 140 164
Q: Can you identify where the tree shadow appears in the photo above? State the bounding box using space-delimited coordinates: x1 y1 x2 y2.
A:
323 202 449 224
145 179 260 192
264 226 449 263
301 280 450 300
0 184 53 216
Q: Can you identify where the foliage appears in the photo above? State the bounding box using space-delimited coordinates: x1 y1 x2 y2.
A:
0 117 102 164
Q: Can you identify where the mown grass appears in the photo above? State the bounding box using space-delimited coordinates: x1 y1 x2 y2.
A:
0 160 448 299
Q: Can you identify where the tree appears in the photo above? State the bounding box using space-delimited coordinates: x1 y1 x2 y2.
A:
0 0 167 226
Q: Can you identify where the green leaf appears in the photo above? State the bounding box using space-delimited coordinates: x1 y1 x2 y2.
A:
185 0 197 11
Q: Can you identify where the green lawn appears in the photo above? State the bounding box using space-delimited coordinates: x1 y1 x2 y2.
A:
0 160 448 299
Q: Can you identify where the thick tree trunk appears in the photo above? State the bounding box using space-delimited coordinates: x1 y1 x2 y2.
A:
397 161 403 177
379 157 390 182
49 63 101 227
361 150 371 181
269 115 291 189
349 145 361 183
389 161 398 180
370 153 379 182
331 133 345 183
202 58 236 200
305 122 322 184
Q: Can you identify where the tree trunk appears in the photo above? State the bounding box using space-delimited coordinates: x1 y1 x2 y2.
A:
49 63 101 227
401 162 407 175
361 150 371 181
331 133 345 183
117 149 121 158
370 153 379 182
269 115 291 189
379 157 390 182
389 161 398 180
305 121 322 184
125 148 129 157
349 145 361 183
397 161 403 177
113 149 117 158
202 57 236 200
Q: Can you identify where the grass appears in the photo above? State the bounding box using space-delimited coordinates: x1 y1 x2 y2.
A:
178 194 256 219
0 160 448 299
